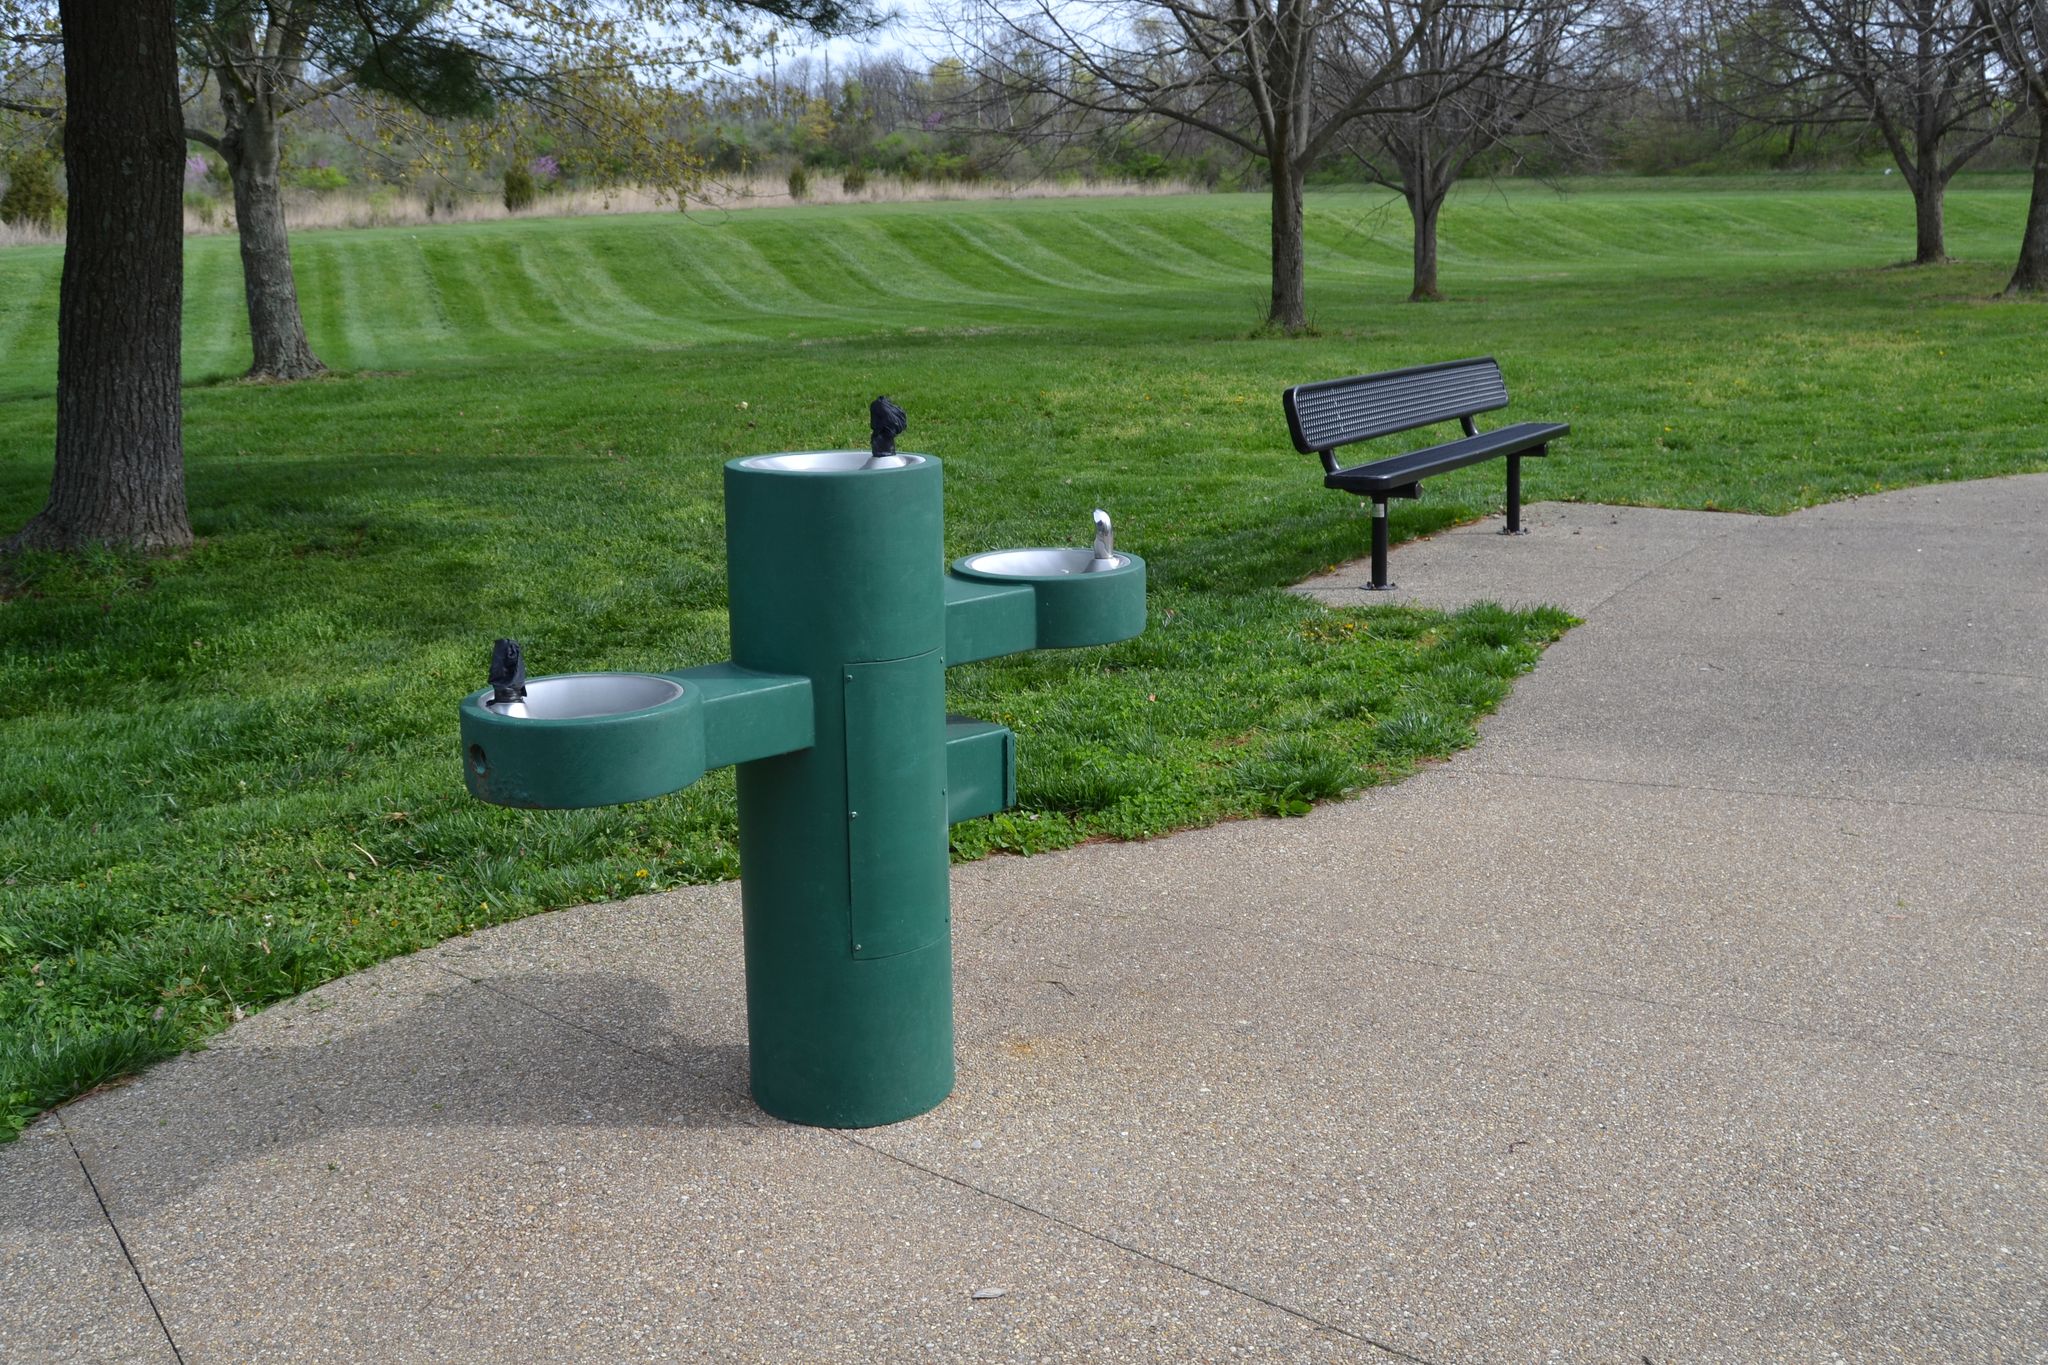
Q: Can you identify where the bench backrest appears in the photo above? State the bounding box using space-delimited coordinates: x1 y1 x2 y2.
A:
1283 356 1509 457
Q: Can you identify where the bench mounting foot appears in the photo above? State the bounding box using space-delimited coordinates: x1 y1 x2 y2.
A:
1497 527 1529 537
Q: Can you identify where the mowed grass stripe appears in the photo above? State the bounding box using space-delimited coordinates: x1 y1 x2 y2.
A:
335 236 457 365
639 229 804 342
0 259 60 399
1056 211 1226 281
946 214 1155 293
179 239 250 382
375 233 461 351
798 218 1030 317
549 232 725 347
731 220 916 318
504 234 670 351
1108 201 1272 279
866 214 1058 297
477 233 583 343
408 235 503 366
323 236 388 370
674 219 851 321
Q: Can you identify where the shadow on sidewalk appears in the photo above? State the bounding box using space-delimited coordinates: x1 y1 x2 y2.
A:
6 969 762 1226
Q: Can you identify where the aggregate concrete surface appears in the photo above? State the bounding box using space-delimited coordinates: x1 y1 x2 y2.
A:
6 475 2044 1362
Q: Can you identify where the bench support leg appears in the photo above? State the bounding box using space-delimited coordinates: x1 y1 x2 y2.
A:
1366 497 1395 591
1500 454 1528 536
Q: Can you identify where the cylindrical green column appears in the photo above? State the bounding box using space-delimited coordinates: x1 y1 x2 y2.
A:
722 451 953 1127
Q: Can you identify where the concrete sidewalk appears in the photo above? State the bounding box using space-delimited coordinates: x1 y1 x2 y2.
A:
6 477 2044 1362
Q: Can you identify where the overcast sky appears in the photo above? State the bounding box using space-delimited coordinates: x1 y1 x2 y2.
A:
783 0 949 66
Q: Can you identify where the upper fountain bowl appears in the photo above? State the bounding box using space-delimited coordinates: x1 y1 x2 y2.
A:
737 451 927 473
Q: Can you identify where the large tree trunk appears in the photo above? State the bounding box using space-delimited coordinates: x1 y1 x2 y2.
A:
6 0 190 555
1266 157 1309 333
2009 105 2048 295
1911 180 1947 263
219 83 324 381
1407 186 1444 302
1910 161 1948 264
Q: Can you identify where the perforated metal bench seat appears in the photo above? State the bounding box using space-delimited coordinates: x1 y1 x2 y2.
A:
1324 420 1569 497
1282 357 1569 589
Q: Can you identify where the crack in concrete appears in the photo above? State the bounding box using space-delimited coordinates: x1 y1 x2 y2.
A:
55 1112 185 1364
1451 763 2048 824
1127 896 2044 1077
1569 531 1743 616
431 963 755 1105
1754 656 2046 685
836 1132 1440 1364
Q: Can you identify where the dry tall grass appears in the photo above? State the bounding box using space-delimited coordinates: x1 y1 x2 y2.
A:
0 219 60 248
0 173 1207 248
160 172 1205 238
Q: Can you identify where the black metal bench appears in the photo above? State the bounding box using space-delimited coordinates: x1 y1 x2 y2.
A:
1283 357 1568 590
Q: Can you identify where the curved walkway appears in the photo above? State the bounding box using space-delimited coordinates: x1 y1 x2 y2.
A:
6 477 2044 1361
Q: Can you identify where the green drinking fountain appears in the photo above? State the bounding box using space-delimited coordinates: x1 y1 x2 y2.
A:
458 402 1146 1127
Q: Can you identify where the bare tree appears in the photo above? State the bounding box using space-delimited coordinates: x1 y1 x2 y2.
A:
1975 0 2046 292
1337 0 1594 300
1756 0 2011 262
6 0 189 554
958 0 1447 332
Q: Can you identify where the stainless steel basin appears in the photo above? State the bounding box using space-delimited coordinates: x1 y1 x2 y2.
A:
738 451 926 472
486 673 684 719
958 548 1129 577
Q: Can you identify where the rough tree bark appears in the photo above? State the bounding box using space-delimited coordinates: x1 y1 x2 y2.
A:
1392 124 1452 302
1971 0 2047 293
1910 165 1949 264
2010 104 2048 294
1407 185 1444 301
6 0 191 555
1268 155 1310 331
1907 19 1951 264
217 80 324 380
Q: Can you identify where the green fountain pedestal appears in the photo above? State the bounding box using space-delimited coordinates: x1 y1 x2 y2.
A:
460 451 1145 1126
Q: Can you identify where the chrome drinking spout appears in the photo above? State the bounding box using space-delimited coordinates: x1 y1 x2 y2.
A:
1088 509 1116 570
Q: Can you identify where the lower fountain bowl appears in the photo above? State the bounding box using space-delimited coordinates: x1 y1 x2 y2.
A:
460 672 704 809
950 549 1146 650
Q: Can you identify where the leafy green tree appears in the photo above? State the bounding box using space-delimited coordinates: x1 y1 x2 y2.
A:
0 145 59 227
502 159 537 212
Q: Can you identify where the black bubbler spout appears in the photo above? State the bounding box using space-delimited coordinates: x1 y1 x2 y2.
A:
868 396 907 465
488 638 526 705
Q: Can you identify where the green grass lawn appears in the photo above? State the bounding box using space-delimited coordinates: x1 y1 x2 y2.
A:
1 177 2042 1135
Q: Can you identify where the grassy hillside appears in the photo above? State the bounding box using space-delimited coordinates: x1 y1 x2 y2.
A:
1 180 2042 1133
